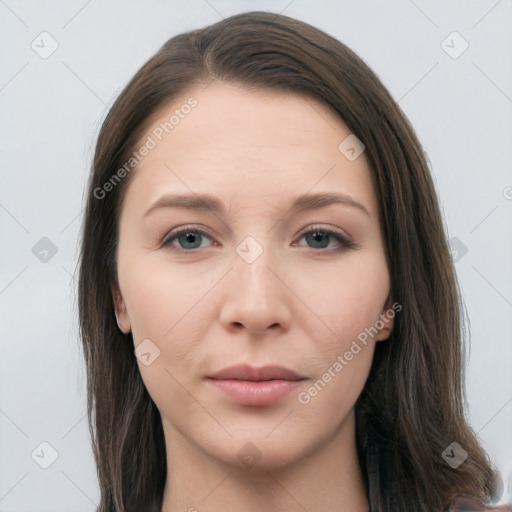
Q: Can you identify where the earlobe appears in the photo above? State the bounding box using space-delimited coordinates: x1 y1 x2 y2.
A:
111 281 131 334
375 294 395 342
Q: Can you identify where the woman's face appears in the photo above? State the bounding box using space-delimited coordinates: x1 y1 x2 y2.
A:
112 82 393 471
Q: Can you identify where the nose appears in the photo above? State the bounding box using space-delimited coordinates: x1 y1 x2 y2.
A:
218 237 293 337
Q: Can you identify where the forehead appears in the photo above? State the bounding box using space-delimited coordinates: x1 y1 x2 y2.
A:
123 82 377 217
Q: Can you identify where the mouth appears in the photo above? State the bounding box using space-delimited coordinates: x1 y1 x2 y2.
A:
207 364 306 381
205 364 307 406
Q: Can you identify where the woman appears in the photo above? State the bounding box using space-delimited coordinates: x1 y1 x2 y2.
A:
78 11 502 512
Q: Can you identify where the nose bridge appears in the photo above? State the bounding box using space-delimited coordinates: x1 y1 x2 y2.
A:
219 232 291 333
233 234 276 299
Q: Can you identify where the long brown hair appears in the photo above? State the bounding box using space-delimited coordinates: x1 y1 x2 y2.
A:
78 11 501 512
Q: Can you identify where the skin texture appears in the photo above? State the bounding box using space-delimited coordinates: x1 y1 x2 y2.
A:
112 82 394 512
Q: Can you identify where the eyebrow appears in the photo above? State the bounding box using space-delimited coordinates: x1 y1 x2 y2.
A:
144 191 370 218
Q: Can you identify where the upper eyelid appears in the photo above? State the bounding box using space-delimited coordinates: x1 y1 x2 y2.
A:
162 223 349 238
162 225 213 245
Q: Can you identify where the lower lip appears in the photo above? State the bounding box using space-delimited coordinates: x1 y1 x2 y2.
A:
206 378 303 406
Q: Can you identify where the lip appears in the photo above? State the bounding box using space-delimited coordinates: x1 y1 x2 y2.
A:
207 364 305 381
206 364 307 406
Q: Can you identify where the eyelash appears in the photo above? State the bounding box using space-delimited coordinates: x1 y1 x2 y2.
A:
161 225 358 254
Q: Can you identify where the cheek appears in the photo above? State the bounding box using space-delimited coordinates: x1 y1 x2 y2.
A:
296 256 390 343
120 257 220 393
289 256 389 404
294 357 373 441
122 256 217 341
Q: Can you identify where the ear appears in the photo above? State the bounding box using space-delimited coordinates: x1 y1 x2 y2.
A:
374 294 396 342
111 280 131 334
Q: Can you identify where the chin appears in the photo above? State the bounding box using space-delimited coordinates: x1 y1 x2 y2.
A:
205 432 318 473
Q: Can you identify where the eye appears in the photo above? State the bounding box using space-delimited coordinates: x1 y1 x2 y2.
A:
161 225 358 253
294 225 358 251
161 226 214 252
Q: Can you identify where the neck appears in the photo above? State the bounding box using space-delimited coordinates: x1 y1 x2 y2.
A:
160 409 369 512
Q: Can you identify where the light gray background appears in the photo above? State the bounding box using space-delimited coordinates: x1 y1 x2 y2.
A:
1 1 511 510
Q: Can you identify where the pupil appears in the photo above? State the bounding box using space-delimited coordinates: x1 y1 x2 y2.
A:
308 231 328 248
181 232 200 248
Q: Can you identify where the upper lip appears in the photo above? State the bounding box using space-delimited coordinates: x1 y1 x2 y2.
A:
207 364 306 381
